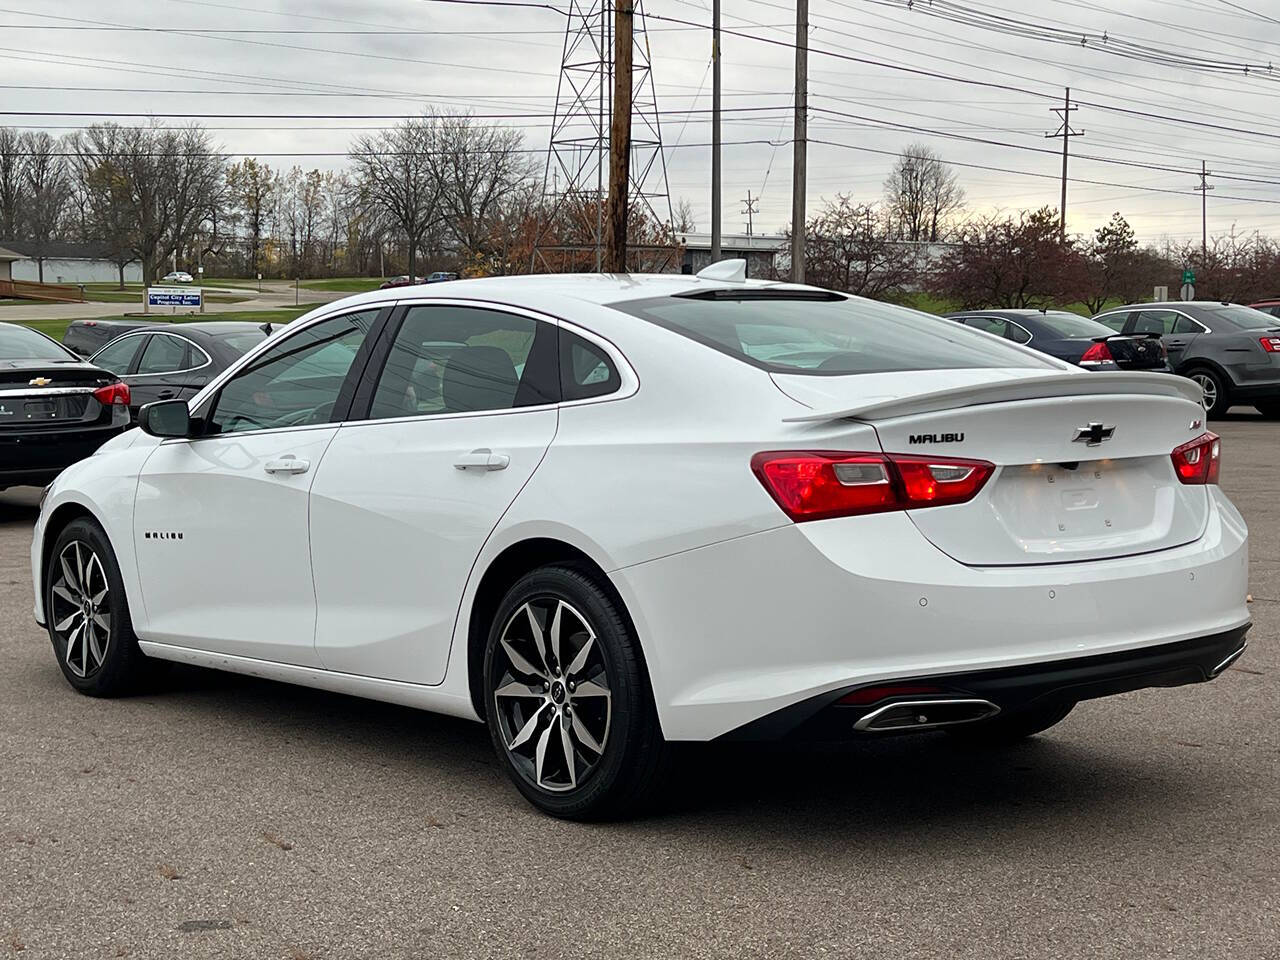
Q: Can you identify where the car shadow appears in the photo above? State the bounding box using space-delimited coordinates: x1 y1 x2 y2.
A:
146 664 1201 843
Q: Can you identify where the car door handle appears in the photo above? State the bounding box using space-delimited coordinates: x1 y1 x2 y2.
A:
454 448 510 471
1167 339 1187 347
157 390 176 399
264 457 310 475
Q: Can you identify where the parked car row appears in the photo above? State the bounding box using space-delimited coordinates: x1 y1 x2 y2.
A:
947 301 1280 419
378 272 459 289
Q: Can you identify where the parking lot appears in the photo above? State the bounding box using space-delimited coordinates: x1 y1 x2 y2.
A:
0 415 1275 960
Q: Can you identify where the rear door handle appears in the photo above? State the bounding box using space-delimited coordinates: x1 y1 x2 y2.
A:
264 456 310 475
1167 339 1187 347
454 448 510 472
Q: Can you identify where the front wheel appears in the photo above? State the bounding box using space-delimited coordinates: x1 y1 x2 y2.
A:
45 518 154 696
483 565 668 820
1187 367 1230 419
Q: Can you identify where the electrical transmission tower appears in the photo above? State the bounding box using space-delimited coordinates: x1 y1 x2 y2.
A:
531 0 675 273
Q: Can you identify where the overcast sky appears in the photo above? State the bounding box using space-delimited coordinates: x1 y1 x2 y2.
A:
5 0 1280 245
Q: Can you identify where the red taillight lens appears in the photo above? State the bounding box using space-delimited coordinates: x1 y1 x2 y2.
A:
92 382 131 407
1171 432 1220 485
751 451 995 522
1259 336 1280 353
1079 341 1114 366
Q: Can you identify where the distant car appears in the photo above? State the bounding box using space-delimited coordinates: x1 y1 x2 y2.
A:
1093 301 1280 418
89 322 281 421
378 275 424 290
0 322 130 490
944 309 1169 372
1248 299 1280 318
161 272 194 284
63 318 157 358
426 272 459 283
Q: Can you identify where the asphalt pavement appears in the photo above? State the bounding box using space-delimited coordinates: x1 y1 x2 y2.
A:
1 416 1277 959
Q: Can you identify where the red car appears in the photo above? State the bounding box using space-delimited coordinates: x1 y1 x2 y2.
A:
378 275 425 290
1249 299 1280 318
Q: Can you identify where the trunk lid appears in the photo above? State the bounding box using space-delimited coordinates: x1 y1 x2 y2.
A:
774 369 1210 566
1102 333 1167 370
0 360 117 428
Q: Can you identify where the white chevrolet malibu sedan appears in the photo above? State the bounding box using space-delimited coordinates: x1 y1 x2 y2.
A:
31 264 1250 818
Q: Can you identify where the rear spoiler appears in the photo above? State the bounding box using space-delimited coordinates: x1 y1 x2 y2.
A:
782 371 1203 423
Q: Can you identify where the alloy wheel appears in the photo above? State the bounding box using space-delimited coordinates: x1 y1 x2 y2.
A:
1192 372 1218 412
491 598 612 793
49 541 111 678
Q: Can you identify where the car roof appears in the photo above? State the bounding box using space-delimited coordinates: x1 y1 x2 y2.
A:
1099 301 1238 312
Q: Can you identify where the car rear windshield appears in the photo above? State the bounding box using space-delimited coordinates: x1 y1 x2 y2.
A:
1201 305 1280 330
612 292 1056 375
0 324 74 361
215 331 270 356
1037 312 1114 339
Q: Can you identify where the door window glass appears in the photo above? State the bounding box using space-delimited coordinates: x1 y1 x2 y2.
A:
208 310 378 435
368 306 556 418
1172 315 1203 335
90 336 144 375
135 334 189 375
1094 312 1129 332
560 329 621 401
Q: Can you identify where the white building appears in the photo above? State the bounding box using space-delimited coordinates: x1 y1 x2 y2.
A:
0 241 142 285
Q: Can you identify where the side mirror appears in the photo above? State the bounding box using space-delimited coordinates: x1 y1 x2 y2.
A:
139 399 191 438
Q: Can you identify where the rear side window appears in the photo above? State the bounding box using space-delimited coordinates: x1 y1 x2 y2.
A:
560 329 621 401
613 293 1056 375
135 334 189 375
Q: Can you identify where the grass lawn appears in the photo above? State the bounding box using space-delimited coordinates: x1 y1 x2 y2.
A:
299 277 385 293
15 306 313 343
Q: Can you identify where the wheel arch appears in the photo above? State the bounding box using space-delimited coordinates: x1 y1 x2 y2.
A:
1176 356 1232 385
464 537 647 723
40 500 104 592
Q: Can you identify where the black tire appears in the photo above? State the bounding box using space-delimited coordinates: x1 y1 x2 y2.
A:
45 517 154 697
1254 402 1280 420
945 700 1075 747
482 564 668 820
1185 366 1230 419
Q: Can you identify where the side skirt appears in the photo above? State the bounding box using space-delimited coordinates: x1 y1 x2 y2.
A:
137 641 483 722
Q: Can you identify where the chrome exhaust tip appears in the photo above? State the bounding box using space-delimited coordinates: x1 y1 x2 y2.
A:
1210 641 1248 678
853 698 1001 733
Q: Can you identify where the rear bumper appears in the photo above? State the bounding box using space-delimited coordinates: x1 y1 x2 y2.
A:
721 625 1250 740
614 487 1249 741
0 424 123 487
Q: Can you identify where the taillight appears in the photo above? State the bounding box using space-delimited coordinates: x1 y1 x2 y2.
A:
751 451 995 522
1171 432 1220 485
1259 336 1280 353
92 382 131 407
1079 341 1114 366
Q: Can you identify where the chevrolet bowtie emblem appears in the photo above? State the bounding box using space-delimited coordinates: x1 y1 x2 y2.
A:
1073 422 1116 445
28 377 52 387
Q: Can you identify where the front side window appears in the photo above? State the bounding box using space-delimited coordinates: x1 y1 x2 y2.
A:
612 293 1057 376
368 305 556 418
135 335 190 375
91 336 144 374
207 310 378 435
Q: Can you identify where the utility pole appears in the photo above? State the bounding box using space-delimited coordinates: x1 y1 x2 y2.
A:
710 0 722 263
1045 86 1082 241
790 0 808 283
605 0 633 273
742 190 758 237
1195 160 1213 263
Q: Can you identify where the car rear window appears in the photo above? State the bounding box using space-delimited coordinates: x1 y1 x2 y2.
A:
1037 312 1113 339
1201 305 1280 330
0 324 74 360
215 331 270 356
612 292 1056 375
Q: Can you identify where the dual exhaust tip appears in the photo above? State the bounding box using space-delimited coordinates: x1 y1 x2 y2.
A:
853 698 1001 733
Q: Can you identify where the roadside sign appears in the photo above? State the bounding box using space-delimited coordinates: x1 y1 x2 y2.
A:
146 286 203 313
1154 285 1168 301
1182 269 1196 285
1180 282 1195 302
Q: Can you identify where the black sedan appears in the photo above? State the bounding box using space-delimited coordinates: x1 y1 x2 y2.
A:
88 322 279 420
944 309 1169 372
0 322 130 490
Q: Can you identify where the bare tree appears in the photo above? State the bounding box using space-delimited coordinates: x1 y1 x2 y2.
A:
67 125 138 288
350 118 443 280
21 132 72 282
803 195 920 298
0 126 24 240
883 143 965 243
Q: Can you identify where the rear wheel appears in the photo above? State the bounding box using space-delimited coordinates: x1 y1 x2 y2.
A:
946 700 1074 747
1254 402 1280 420
45 518 153 696
483 565 668 820
1187 367 1230 419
